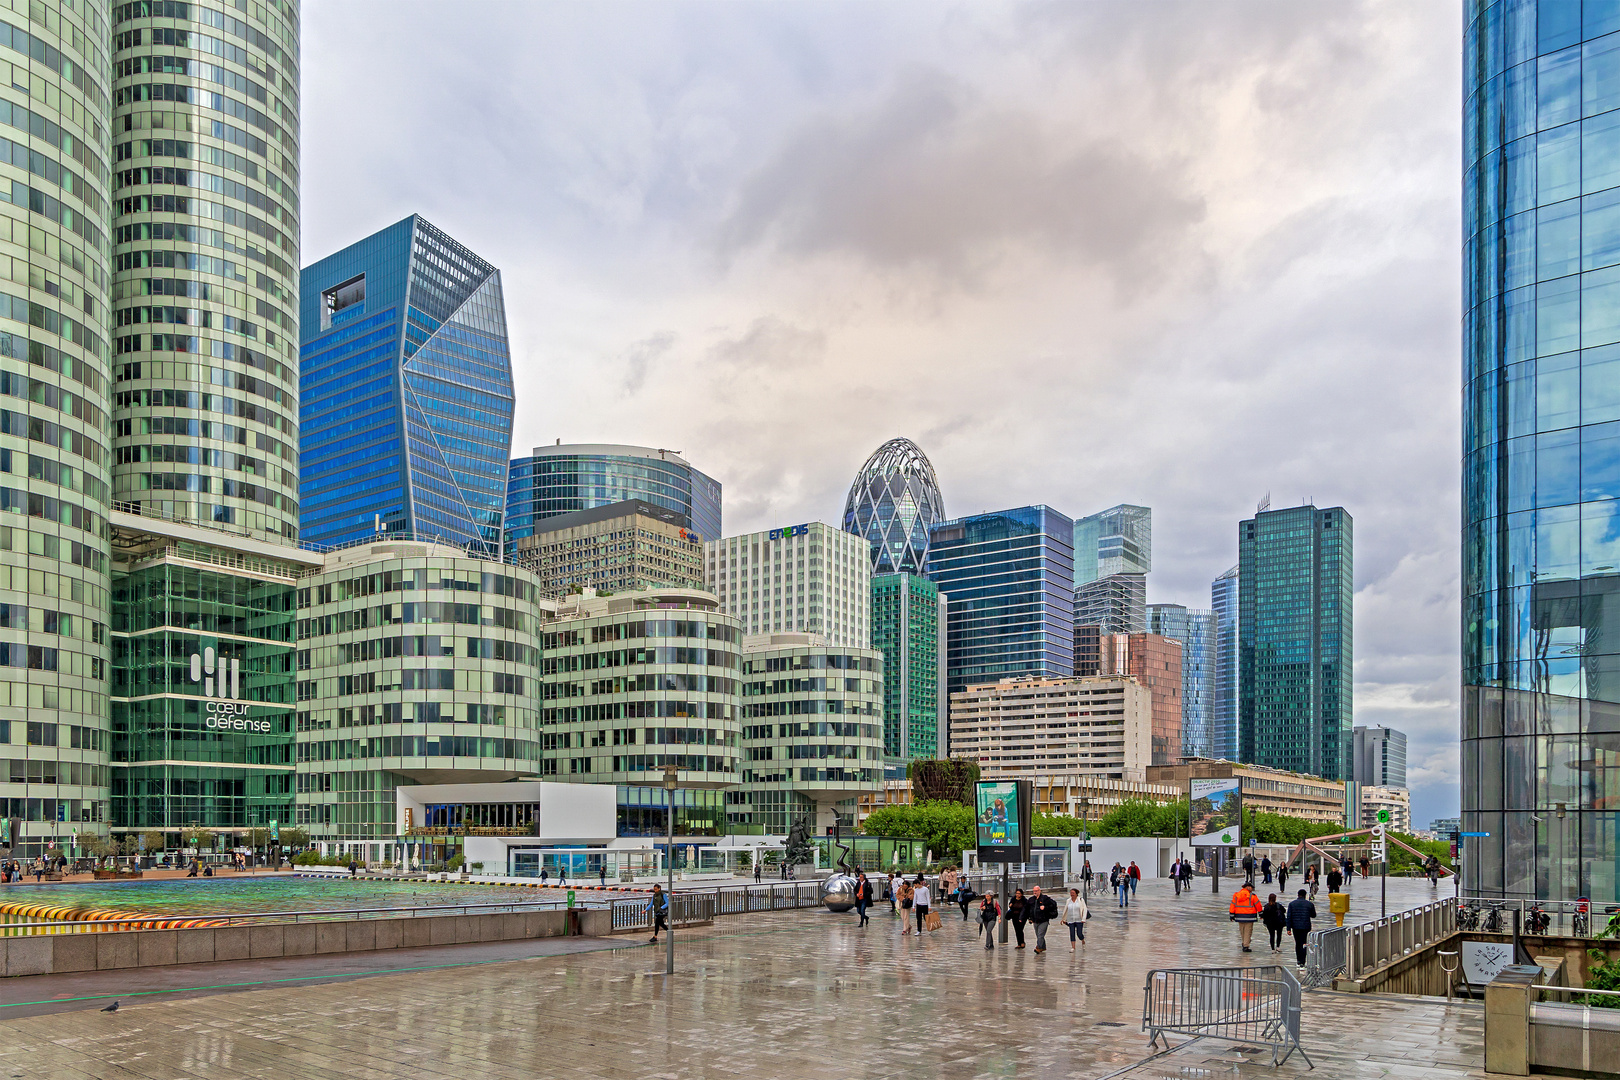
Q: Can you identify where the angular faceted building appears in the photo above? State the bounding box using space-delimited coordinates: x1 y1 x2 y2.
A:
842 437 945 574
1073 504 1152 585
300 216 514 556
1463 0 1620 900
506 444 721 550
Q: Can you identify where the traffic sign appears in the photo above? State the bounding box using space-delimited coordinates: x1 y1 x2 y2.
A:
1459 831 1491 837
1076 843 1093 852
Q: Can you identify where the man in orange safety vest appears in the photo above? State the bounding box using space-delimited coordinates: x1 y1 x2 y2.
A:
1229 881 1264 952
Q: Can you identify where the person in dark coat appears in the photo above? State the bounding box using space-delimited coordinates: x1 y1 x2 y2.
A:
979 893 1000 949
1029 886 1059 953
1326 865 1343 894
1008 888 1028 948
1261 892 1288 953
1286 889 1317 967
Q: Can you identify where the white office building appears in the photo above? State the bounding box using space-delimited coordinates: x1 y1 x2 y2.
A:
706 524 871 647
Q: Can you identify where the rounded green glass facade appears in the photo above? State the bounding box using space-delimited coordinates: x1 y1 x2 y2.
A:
0 0 115 855
109 0 300 542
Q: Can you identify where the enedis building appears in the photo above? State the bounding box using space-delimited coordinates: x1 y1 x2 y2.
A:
293 541 544 863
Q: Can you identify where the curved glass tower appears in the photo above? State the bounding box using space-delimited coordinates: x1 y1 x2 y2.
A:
0 1 115 855
505 444 721 548
842 437 945 574
1464 0 1620 900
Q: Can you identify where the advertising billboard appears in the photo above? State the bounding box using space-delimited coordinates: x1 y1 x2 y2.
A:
975 779 1032 863
1189 777 1242 847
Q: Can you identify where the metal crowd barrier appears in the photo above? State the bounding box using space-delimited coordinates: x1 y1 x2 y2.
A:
1301 926 1348 989
608 881 824 931
1143 966 1313 1068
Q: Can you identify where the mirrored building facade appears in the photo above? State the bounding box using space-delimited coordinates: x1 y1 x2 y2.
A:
506 444 721 552
1148 603 1217 760
300 216 514 557
842 437 945 575
1463 0 1620 900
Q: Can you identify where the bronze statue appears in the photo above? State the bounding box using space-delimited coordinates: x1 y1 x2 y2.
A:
784 814 814 868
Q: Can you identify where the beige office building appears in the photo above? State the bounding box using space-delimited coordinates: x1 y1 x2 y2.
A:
949 676 1153 781
509 499 703 599
1146 758 1347 826
706 523 870 647
1360 785 1412 834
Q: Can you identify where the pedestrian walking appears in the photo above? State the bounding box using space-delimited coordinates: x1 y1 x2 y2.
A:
1287 888 1317 968
1228 881 1264 952
1306 864 1319 899
347 857 357 879
1261 855 1273 884
1242 851 1255 887
912 875 932 935
887 871 898 913
1029 885 1058 954
855 872 873 926
978 892 1000 949
941 865 959 901
1063 888 1089 949
1081 861 1093 894
754 860 763 883
898 877 915 934
1261 892 1287 953
647 884 669 944
1180 858 1194 892
1277 862 1289 895
1008 888 1028 948
1359 854 1371 880
540 866 548 886
1326 865 1343 894
599 863 608 886
1127 861 1141 895
1426 855 1441 887
1116 865 1131 909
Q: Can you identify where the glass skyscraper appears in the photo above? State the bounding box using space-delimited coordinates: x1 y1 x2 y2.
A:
1463 0 1620 900
0 1 116 855
299 215 514 557
870 572 943 763
842 437 945 575
1073 504 1151 586
1211 566 1239 761
506 443 721 550
1148 603 1217 759
1237 504 1352 781
107 0 312 843
927 505 1075 696
1074 572 1147 634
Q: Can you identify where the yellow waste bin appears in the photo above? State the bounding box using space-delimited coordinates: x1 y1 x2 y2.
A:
1329 891 1350 927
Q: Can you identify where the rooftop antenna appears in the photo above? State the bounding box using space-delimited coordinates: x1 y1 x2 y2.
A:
1257 492 1271 514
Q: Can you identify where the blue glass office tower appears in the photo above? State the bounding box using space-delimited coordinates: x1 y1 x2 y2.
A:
1237 505 1352 781
1464 0 1620 900
926 506 1074 696
843 437 946 574
299 216 514 556
1211 566 1240 761
505 444 721 548
1148 604 1217 759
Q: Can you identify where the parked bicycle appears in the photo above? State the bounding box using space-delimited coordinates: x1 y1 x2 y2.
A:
1574 898 1590 938
1456 901 1480 931
1483 902 1507 933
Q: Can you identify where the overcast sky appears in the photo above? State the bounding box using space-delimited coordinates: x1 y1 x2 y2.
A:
304 1 1462 828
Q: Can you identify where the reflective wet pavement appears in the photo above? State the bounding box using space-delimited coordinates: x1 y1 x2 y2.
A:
0 876 1484 1079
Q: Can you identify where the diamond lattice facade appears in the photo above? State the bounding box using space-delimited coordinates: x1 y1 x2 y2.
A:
842 437 945 575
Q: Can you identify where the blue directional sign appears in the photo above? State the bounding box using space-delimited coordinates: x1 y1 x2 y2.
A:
1459 831 1491 837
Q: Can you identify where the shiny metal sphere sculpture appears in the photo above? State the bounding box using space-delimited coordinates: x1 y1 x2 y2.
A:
822 872 859 912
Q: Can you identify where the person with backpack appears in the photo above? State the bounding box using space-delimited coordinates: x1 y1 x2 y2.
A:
978 892 1000 950
1261 855 1273 884
1028 885 1058 954
647 884 669 944
956 878 972 921
1261 892 1288 953
1286 888 1317 968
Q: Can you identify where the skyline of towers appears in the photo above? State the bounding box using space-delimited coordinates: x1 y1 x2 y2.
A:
299 215 515 557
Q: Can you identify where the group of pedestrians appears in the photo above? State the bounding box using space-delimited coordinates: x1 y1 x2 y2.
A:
1107 861 1140 907
1230 880 1317 968
1167 855 1195 895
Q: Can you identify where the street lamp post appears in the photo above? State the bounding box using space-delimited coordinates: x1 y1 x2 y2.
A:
1078 798 1091 897
663 763 678 975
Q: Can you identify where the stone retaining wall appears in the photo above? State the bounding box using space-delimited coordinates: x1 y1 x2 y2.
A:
0 907 621 977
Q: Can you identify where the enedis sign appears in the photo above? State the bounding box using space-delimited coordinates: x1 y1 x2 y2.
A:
191 647 271 734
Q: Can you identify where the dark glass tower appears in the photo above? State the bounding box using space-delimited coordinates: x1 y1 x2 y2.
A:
1464 0 1620 900
1237 504 1352 780
842 437 945 574
926 506 1074 696
299 215 514 556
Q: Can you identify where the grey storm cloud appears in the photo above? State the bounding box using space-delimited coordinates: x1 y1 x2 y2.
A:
719 69 1207 283
303 0 1463 826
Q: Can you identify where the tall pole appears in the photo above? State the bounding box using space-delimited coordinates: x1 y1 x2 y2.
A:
999 861 1009 943
665 764 677 976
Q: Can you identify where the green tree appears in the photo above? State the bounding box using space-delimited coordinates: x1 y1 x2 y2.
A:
860 801 975 863
280 827 310 850
1091 798 1187 838
1031 813 1084 837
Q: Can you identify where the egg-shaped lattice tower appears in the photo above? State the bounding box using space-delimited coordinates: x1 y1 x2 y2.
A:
842 438 945 574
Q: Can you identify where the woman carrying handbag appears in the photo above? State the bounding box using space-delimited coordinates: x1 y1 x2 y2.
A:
1063 888 1089 950
1007 888 1028 949
978 892 1001 950
899 878 915 935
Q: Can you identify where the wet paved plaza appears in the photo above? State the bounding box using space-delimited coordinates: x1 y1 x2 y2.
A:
0 877 1485 1080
